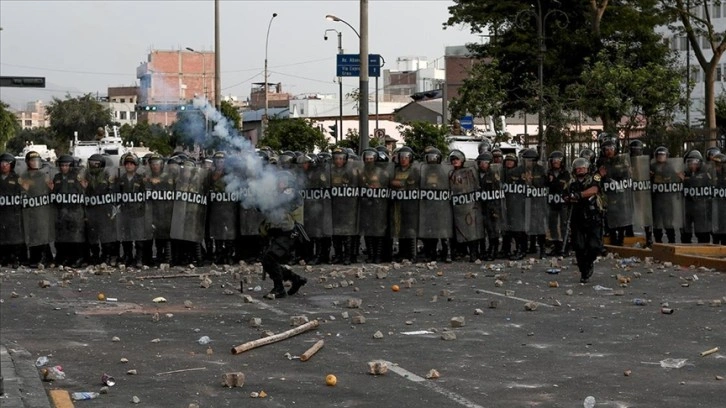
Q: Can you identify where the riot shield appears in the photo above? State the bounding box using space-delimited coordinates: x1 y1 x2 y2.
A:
713 167 726 236
145 167 175 240
502 166 526 233
85 166 118 244
630 155 653 233
20 169 55 247
418 163 453 239
170 166 208 243
330 161 361 236
479 163 505 234
389 162 420 239
207 172 239 240
682 163 713 234
0 171 25 246
358 162 391 238
301 162 333 238
450 166 483 243
52 168 86 243
601 154 634 229
116 170 151 242
523 164 548 235
651 158 684 230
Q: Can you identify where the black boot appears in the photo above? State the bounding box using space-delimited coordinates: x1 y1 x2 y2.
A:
644 226 654 248
547 241 563 256
332 237 344 264
267 282 287 299
347 236 357 265
499 234 512 258
528 236 537 254
134 242 144 268
287 273 308 296
486 238 498 261
537 235 546 259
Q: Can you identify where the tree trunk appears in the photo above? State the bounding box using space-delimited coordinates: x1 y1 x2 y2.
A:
704 59 719 145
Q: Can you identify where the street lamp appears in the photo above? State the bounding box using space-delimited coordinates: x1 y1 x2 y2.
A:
185 47 207 99
263 12 279 139
516 0 568 160
325 28 344 143
326 5 369 153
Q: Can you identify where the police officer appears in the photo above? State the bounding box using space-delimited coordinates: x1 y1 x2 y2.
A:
650 146 680 244
501 153 526 259
330 148 359 265
117 153 147 268
0 152 24 268
85 154 119 265
359 148 390 263
52 155 86 267
20 151 54 268
682 150 713 243
566 158 604 283
258 171 307 299
712 153 726 244
491 148 504 165
207 151 238 264
521 148 548 258
597 138 633 246
390 146 419 261
144 153 175 265
420 147 452 262
476 151 503 261
545 151 571 256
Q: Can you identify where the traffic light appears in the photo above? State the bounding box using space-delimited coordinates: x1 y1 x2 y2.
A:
328 124 338 138
0 76 46 88
135 105 158 112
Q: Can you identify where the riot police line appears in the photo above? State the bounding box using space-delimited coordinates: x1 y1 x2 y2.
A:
1 143 724 270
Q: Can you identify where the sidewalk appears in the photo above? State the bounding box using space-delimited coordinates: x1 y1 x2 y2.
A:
0 344 52 408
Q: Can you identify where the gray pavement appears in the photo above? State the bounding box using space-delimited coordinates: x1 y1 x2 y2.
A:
1 344 52 408
0 255 724 407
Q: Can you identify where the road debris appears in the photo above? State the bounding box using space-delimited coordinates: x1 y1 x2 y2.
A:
300 340 325 362
232 320 320 355
222 372 245 388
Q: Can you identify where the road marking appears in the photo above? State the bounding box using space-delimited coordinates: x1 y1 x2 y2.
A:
474 289 554 308
251 299 288 316
49 389 74 408
381 360 486 408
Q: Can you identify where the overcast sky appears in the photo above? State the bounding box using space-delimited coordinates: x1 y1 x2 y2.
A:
0 0 478 110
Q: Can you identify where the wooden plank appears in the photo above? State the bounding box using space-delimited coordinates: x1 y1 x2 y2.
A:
671 245 726 257
606 244 726 271
604 236 646 246
49 389 74 408
604 245 651 260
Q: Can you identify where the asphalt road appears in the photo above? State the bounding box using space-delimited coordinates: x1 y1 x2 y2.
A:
0 255 724 407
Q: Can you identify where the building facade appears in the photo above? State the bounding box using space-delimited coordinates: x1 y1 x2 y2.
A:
136 49 216 126
14 100 49 129
104 86 139 126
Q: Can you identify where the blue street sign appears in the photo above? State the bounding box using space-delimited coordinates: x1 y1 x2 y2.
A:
336 54 382 77
460 115 474 130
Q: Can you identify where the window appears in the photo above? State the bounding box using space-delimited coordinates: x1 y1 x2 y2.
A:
120 98 126 103
671 36 678 51
120 111 127 120
130 112 137 120
717 66 722 82
714 3 721 19
702 36 710 50
680 36 689 51
25 120 32 126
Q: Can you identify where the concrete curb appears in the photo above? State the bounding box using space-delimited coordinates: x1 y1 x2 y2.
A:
0 344 52 408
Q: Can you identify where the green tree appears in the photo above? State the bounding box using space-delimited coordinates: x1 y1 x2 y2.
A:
220 100 242 132
448 58 511 123
45 93 113 141
396 121 450 156
119 122 174 156
5 127 59 155
261 118 328 152
336 128 380 153
0 100 20 151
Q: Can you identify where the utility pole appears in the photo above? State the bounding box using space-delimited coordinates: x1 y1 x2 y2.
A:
359 0 369 153
214 0 221 110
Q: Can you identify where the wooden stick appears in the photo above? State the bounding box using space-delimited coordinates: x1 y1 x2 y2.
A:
700 347 719 357
156 367 207 376
300 339 325 362
231 320 320 355
137 274 203 280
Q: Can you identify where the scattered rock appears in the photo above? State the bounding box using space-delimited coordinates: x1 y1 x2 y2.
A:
716 375 723 381
347 298 362 308
624 370 632 376
375 270 388 279
249 318 262 328
440 289 451 297
504 290 515 296
710 299 722 307
450 316 466 328
152 312 160 322
368 360 388 375
524 302 538 311
474 308 484 315
222 372 246 388
184 300 193 308
100 386 109 394
548 281 559 288
150 338 160 343
250 392 259 398
131 396 141 404
112 336 121 342
38 280 51 288
494 279 504 287
351 315 366 324
441 332 457 341
373 330 384 339
426 369 440 379
341 311 349 319
242 295 254 303
290 315 309 326
127 369 138 375
200 276 212 288
120 358 129 363
565 289 573 296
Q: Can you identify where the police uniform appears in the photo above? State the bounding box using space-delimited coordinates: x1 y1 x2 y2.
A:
52 160 86 267
0 154 24 267
545 166 571 255
568 171 603 283
477 162 503 261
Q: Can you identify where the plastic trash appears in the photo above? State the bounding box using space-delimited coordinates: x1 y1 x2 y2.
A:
592 285 612 291
584 395 596 408
71 392 100 401
546 268 561 274
633 298 647 306
35 356 49 367
197 336 211 345
42 366 66 381
659 358 687 369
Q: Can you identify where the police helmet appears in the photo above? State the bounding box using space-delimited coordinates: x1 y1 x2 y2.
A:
317 151 332 163
712 153 726 165
476 152 493 163
579 148 596 162
361 148 378 163
684 149 703 167
548 151 564 161
331 147 348 163
376 150 389 163
654 146 669 157
397 146 414 162
424 148 443 164
522 148 538 160
212 151 226 160
0 152 16 170
503 153 518 165
478 140 492 154
448 149 466 163
491 148 503 161
56 155 75 167
278 151 297 167
25 151 42 170
706 146 721 161
629 139 645 156
343 147 357 157
88 154 106 168
121 153 140 166
572 157 590 173
257 150 271 163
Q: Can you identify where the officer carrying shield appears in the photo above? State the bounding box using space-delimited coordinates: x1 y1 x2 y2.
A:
52 155 86 267
545 151 571 256
0 152 24 268
566 158 604 283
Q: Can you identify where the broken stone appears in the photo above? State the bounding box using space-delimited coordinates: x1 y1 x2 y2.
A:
184 300 193 308
112 336 121 342
127 369 138 375
223 289 235 295
120 358 129 363
450 316 466 328
624 370 632 376
290 315 309 326
200 276 212 288
710 299 722 307
250 392 260 398
524 302 538 311
474 308 484 315
548 281 559 288
426 369 440 379
249 318 262 328
341 311 349 319
152 312 160 322
441 332 457 341
373 330 384 339
150 338 160 343
131 396 141 404
494 279 504 287
375 270 388 279
440 289 451 297
368 360 389 375
241 294 254 303
565 289 573 296
222 372 246 388
38 280 51 288
347 298 362 308
351 315 366 324
100 386 109 394
488 300 499 309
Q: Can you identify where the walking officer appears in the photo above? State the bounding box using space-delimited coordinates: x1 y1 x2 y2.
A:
566 157 604 283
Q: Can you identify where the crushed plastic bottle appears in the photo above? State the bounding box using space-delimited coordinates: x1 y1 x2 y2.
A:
633 298 646 306
583 395 596 408
592 285 612 292
197 336 211 345
71 392 100 401
35 356 49 367
546 268 561 274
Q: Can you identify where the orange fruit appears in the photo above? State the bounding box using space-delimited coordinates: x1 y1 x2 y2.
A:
391 285 400 292
97 293 106 301
325 374 337 386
